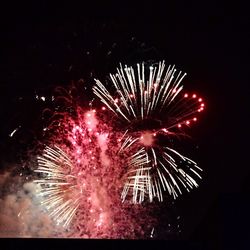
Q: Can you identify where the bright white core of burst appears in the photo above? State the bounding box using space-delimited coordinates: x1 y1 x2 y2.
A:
140 132 155 147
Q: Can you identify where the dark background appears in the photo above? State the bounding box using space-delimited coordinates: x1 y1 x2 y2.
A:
0 1 249 248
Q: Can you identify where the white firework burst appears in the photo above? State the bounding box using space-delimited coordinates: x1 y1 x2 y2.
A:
93 60 202 128
94 61 205 204
119 135 203 203
34 145 80 227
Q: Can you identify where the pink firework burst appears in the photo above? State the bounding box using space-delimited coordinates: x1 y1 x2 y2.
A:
34 61 205 238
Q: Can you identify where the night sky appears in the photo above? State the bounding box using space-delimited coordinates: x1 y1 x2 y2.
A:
0 1 249 248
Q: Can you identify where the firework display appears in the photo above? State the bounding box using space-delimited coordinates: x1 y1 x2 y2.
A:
34 61 205 238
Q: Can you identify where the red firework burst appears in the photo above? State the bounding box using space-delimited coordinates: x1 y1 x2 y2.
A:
34 61 205 238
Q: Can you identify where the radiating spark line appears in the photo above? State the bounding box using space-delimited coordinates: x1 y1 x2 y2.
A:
9 126 21 137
